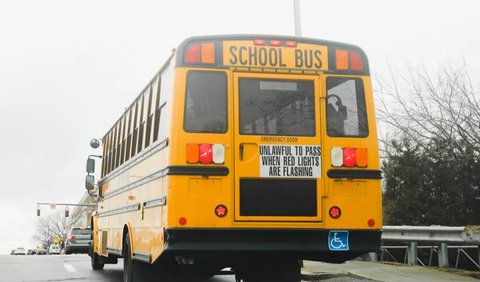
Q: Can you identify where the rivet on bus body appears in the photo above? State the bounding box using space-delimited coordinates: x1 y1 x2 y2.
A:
368 219 375 227
179 217 187 226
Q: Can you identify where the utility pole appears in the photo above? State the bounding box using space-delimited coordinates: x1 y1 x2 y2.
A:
293 0 302 37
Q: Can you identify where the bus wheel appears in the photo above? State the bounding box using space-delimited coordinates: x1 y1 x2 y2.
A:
90 245 104 270
123 233 135 282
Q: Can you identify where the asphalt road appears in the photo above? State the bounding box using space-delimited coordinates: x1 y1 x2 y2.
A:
1 255 475 281
0 254 241 282
0 255 371 282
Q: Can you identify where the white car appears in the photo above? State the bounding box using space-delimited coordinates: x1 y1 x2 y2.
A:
14 247 26 255
48 244 61 255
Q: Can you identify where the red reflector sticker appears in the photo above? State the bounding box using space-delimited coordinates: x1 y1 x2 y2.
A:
179 217 187 225
215 205 228 218
368 219 375 227
329 206 341 219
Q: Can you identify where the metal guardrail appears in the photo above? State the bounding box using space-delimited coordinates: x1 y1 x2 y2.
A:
370 226 480 270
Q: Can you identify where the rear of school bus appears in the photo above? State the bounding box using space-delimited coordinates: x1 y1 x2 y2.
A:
163 35 382 279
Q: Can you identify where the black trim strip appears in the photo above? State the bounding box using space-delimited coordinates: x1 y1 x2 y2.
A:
327 169 382 179
97 203 141 218
167 165 229 176
106 247 122 256
144 197 167 209
133 252 151 263
102 168 168 200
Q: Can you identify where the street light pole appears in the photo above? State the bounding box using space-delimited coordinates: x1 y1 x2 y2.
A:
293 0 302 37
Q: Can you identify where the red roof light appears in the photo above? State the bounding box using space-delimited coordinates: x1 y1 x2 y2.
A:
270 40 281 46
285 41 297 47
349 51 364 71
185 43 201 63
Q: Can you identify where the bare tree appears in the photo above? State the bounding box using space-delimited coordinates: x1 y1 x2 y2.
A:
376 63 480 155
32 211 71 249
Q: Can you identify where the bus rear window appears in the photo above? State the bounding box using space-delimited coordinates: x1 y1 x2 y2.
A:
326 77 368 137
184 71 227 133
239 79 315 136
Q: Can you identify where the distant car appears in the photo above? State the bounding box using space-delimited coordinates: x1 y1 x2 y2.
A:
10 250 15 255
14 247 26 255
48 244 61 255
65 227 92 254
27 249 36 255
36 248 47 255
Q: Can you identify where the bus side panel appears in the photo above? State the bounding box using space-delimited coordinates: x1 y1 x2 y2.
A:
167 68 235 230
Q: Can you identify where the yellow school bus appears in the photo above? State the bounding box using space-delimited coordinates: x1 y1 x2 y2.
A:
85 35 382 282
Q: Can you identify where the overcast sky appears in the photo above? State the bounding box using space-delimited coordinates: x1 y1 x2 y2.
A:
0 0 479 254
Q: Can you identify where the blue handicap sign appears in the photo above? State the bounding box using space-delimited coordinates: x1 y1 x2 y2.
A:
328 230 349 251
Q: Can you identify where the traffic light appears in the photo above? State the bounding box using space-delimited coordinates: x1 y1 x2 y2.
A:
65 207 69 218
37 206 40 216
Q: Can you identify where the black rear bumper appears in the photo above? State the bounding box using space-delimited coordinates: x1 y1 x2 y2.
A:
163 228 381 262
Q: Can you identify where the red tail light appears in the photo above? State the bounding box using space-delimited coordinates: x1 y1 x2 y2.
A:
331 147 368 168
343 148 356 167
187 144 224 164
67 235 76 241
199 144 213 164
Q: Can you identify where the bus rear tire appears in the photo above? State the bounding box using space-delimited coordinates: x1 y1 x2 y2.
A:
90 246 104 270
123 233 135 282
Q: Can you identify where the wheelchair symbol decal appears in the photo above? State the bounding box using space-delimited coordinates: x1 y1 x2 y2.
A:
328 231 349 251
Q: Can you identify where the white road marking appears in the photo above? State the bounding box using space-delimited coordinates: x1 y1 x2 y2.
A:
63 263 77 273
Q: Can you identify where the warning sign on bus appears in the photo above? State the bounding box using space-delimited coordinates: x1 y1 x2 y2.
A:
259 144 321 178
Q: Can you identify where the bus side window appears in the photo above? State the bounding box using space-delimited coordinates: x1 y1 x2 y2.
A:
120 114 127 165
326 77 368 137
153 76 161 143
131 100 140 157
146 77 158 148
125 108 132 162
101 134 109 177
184 71 227 134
